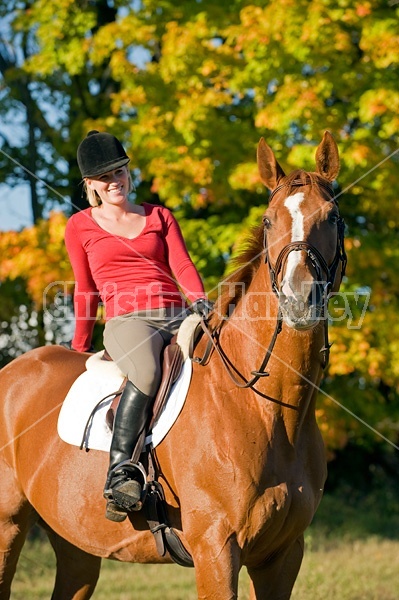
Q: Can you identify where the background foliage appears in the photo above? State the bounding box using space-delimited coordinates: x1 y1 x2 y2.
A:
1 0 399 464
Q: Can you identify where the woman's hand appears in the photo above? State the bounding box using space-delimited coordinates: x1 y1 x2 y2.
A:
190 298 214 319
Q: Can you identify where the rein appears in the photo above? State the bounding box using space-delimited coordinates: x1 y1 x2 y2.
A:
192 178 347 391
193 313 283 387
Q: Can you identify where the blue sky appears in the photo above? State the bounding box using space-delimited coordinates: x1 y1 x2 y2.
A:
0 184 33 232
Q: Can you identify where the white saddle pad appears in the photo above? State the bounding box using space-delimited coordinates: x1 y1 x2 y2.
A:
57 351 192 452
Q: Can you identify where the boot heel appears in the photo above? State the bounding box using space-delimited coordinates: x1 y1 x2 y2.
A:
105 499 128 522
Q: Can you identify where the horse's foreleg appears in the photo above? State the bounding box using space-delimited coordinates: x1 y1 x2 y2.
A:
45 528 101 600
191 533 241 600
247 535 304 600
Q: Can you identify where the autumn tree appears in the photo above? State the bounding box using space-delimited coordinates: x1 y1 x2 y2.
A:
0 0 122 222
1 0 398 457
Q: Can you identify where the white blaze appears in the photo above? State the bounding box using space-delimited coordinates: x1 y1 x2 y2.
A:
282 192 305 295
284 192 305 241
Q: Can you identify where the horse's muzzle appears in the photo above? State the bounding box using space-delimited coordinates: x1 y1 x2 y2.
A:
278 282 325 330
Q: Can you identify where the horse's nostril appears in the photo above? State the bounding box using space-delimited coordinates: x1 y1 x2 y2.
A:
290 297 306 318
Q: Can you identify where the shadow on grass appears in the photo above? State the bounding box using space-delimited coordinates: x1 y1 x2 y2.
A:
310 444 399 543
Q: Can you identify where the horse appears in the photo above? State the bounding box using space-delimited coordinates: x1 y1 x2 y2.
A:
0 132 346 599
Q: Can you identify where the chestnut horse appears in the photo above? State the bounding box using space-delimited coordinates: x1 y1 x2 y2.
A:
0 132 346 599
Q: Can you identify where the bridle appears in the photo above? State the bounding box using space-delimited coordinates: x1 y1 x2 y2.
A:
263 178 347 372
264 178 346 297
192 179 347 398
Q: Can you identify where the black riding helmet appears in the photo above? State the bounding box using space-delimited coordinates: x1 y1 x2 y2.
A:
77 130 130 178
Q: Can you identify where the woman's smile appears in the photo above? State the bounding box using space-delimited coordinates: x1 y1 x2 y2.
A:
87 166 130 204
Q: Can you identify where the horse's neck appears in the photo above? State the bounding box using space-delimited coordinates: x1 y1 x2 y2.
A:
226 265 324 444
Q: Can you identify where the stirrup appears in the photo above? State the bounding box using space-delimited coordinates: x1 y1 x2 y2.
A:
109 460 148 512
111 460 147 487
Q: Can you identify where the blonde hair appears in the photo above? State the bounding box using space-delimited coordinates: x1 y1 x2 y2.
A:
83 170 134 207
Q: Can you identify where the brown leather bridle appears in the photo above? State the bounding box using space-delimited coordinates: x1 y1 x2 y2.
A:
264 179 347 297
192 179 347 397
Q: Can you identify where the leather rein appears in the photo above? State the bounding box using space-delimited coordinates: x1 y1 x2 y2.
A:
192 179 347 396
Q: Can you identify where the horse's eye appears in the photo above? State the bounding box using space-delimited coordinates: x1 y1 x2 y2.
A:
329 212 339 225
263 216 272 229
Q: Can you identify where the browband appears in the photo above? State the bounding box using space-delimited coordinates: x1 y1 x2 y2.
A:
268 178 335 203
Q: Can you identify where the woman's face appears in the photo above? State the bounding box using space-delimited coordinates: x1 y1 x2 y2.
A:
86 166 130 205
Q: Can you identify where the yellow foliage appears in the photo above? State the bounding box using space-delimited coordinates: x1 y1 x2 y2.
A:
359 89 399 123
360 19 399 68
0 213 72 307
228 163 261 191
5 0 399 457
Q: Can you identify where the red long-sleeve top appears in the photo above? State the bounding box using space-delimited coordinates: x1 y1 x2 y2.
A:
65 203 205 351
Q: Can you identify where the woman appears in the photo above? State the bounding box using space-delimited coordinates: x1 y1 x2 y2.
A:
65 130 211 522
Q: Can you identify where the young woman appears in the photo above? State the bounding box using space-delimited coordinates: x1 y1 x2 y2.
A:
65 130 212 521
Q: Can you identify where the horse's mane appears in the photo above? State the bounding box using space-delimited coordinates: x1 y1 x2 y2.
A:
209 170 330 329
209 224 264 329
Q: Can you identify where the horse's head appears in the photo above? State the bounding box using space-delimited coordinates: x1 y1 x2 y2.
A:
257 132 346 330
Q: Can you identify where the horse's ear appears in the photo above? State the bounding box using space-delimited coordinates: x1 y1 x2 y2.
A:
315 131 340 182
257 138 285 191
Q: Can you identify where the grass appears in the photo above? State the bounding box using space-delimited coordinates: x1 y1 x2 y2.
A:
10 485 399 599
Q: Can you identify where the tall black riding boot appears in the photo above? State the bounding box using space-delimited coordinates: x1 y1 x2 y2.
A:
104 380 153 522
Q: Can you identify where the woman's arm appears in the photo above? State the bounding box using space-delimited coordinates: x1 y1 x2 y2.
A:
65 217 99 352
161 209 206 303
